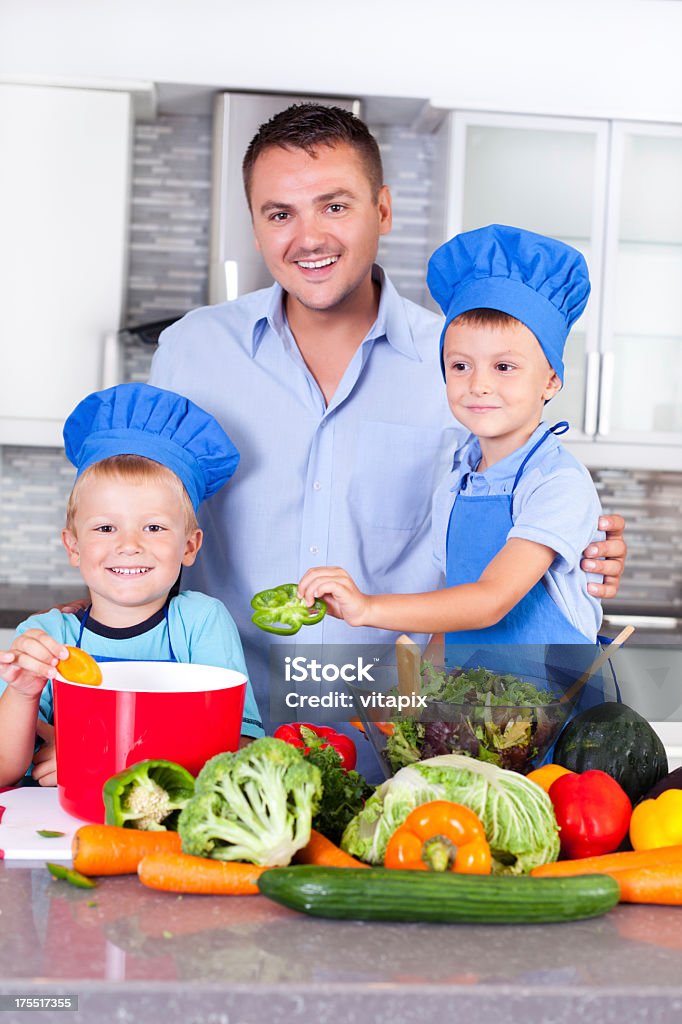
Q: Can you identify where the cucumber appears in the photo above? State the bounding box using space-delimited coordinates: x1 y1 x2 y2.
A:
258 866 620 924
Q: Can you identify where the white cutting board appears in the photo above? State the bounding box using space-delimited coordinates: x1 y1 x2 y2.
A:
0 787 88 861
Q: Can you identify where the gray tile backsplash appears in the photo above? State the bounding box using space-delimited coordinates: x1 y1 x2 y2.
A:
0 447 80 586
125 115 212 326
1 111 681 614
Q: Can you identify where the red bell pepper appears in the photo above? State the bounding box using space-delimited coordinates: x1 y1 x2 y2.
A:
273 723 357 772
549 769 632 859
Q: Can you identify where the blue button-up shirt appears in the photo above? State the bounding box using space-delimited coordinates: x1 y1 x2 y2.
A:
431 422 604 641
149 268 466 741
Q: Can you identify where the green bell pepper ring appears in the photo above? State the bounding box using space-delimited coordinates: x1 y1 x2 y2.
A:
103 758 195 831
47 862 97 889
251 583 327 636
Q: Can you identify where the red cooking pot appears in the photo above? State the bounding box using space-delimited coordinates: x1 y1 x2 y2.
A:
53 661 247 822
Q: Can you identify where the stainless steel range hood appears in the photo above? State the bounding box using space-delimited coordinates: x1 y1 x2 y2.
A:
209 92 360 304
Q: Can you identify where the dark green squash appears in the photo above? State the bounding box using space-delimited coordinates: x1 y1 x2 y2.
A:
553 702 668 804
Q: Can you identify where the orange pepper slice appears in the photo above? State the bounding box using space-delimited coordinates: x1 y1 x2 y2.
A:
384 800 492 874
57 646 103 686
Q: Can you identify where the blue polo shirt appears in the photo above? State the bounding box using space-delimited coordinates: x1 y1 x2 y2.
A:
432 422 604 642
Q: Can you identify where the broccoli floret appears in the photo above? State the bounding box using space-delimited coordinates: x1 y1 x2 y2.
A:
178 738 322 866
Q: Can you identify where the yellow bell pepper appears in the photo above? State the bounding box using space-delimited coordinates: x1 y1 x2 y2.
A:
629 790 682 850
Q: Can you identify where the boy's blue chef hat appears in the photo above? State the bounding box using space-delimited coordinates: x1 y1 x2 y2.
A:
427 224 591 383
63 383 240 511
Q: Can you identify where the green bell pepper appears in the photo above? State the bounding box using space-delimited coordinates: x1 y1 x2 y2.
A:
251 583 327 636
103 759 195 831
47 862 97 889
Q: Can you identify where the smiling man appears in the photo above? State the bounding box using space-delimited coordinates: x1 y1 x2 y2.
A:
149 104 626 775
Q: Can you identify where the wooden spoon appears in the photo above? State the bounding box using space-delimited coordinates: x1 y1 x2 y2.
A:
558 625 634 705
396 634 422 718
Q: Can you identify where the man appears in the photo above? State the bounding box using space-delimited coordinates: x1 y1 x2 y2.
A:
149 104 626 774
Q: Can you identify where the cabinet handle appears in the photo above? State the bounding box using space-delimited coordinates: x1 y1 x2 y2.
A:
583 352 600 436
597 351 615 436
224 260 239 301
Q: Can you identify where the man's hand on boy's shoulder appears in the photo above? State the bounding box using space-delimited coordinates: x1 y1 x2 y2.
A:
36 598 88 617
581 514 627 600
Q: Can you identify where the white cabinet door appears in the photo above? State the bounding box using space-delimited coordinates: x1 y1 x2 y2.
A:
444 111 609 441
599 122 682 447
0 84 132 446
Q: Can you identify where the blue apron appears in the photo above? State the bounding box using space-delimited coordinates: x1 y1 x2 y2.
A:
76 603 177 664
444 423 614 714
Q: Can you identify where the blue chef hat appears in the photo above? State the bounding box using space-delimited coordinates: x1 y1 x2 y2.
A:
426 224 591 383
63 383 240 511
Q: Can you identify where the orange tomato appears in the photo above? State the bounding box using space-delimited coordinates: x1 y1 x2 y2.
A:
57 646 103 686
526 763 574 793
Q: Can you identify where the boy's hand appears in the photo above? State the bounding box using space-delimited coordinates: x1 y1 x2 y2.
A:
32 719 57 787
298 567 371 627
581 514 627 600
0 630 69 698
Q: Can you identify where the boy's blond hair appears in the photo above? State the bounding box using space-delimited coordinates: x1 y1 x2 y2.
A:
452 307 519 330
65 455 199 535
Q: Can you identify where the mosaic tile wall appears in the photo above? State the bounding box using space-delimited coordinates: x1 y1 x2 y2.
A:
0 112 681 613
593 469 682 611
126 115 212 327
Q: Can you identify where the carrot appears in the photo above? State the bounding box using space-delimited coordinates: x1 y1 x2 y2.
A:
530 844 682 878
294 829 369 868
613 865 682 905
72 824 182 876
138 852 265 894
349 717 394 737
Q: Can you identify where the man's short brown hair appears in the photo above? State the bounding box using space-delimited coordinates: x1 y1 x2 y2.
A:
242 103 384 207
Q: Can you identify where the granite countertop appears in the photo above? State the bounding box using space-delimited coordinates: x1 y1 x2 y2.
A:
1 863 682 1024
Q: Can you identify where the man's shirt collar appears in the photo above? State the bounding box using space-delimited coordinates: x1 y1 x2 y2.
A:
249 266 422 361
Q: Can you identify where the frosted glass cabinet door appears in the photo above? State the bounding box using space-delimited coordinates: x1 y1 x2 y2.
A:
600 124 682 444
446 113 609 438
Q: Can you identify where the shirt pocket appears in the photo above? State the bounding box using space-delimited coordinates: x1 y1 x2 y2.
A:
346 420 452 531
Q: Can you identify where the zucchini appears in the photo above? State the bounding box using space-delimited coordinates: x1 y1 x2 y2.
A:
258 866 620 924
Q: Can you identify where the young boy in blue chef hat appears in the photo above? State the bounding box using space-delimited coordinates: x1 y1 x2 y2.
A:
299 225 607 665
0 383 263 787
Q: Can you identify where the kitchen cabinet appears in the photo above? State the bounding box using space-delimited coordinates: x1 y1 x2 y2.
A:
600 123 682 445
0 83 133 447
443 111 682 470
